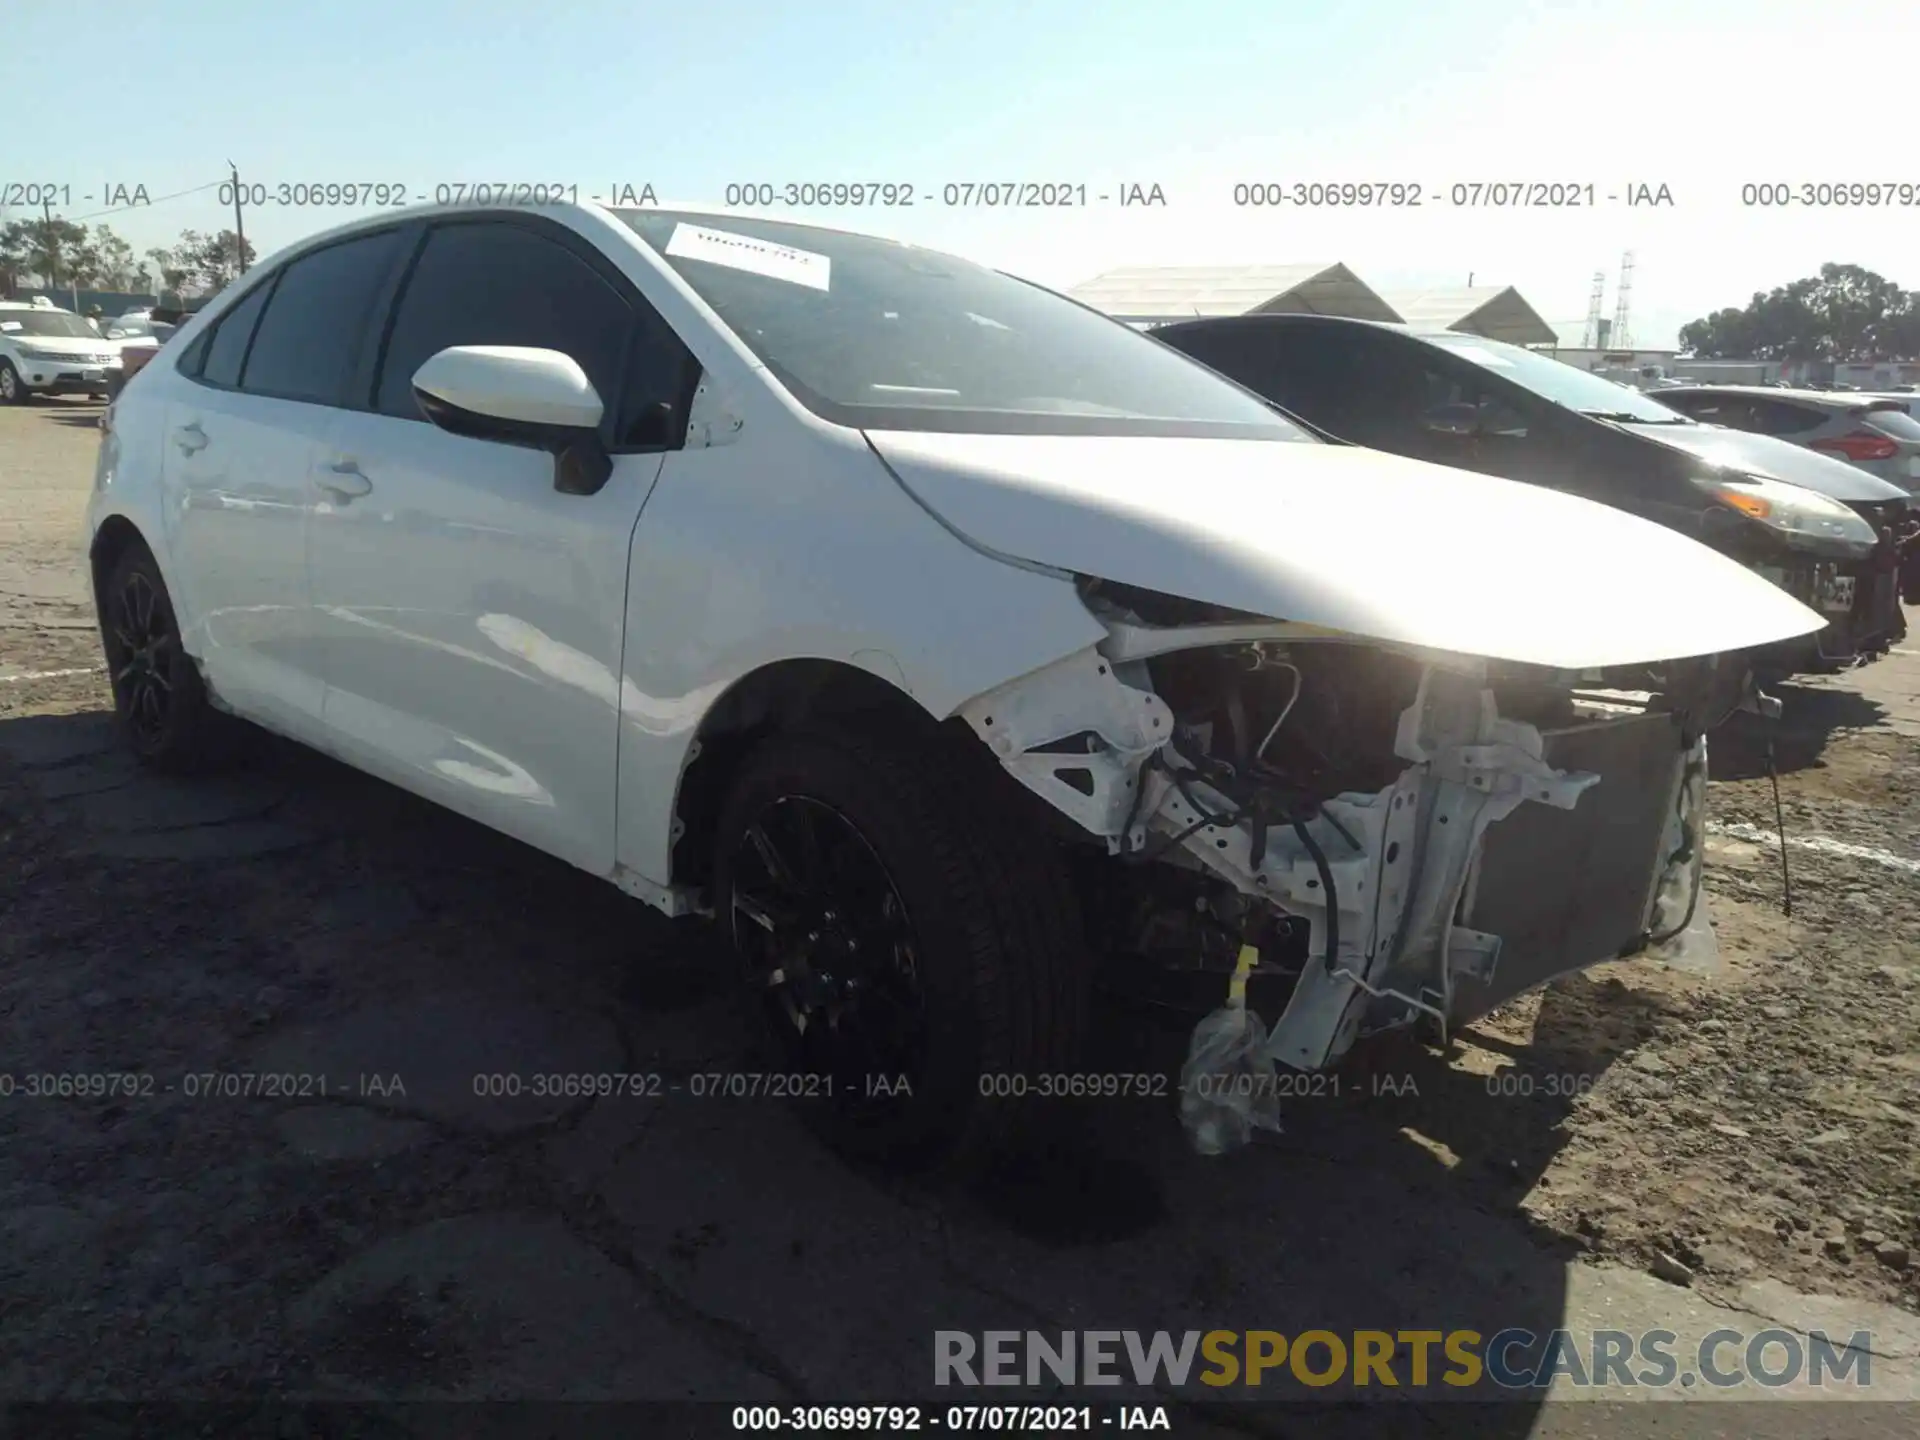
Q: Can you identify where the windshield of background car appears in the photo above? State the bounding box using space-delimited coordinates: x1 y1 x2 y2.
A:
1422 333 1691 423
0 311 101 339
616 210 1312 440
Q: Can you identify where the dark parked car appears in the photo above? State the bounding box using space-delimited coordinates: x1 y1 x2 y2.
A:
1154 315 1919 670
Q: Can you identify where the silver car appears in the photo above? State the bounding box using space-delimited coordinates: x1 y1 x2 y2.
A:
1656 385 1920 494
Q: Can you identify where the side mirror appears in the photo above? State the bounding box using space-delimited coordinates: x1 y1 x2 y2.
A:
412 345 613 495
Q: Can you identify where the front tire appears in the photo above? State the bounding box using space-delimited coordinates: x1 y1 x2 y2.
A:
713 728 1091 1170
0 360 25 405
98 542 233 773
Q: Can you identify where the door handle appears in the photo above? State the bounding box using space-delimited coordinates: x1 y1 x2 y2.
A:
173 422 208 455
316 459 373 500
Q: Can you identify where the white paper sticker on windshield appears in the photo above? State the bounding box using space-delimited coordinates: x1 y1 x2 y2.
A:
0 321 20 332
1446 344 1515 368
665 223 830 291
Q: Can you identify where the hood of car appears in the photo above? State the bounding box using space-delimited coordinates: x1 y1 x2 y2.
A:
864 430 1825 671
3 334 119 360
1628 420 1907 502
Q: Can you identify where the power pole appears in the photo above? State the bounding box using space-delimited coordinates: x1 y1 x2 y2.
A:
1611 251 1635 351
41 194 59 294
1581 270 1607 349
228 161 248 276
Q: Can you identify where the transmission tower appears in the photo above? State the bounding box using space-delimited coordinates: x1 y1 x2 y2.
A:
1611 251 1635 350
1581 270 1607 349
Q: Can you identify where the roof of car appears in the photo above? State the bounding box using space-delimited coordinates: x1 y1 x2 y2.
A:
1156 313 1529 351
1157 312 1409 335
1659 384 1891 406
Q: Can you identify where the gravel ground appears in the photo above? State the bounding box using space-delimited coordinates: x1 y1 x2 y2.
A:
3 396 1917 1422
1466 702 1920 1312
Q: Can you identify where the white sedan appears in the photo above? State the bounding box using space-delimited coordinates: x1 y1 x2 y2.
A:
87 201 1823 1164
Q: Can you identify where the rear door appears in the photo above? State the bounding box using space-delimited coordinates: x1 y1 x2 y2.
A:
159 229 409 737
308 215 699 874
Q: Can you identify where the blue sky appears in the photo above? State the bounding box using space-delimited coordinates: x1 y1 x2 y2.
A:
8 0 1919 346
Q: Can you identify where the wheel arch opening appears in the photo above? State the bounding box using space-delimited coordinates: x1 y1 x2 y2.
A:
88 515 150 619
669 657 957 893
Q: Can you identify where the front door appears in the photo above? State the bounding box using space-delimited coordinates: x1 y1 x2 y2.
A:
307 217 693 875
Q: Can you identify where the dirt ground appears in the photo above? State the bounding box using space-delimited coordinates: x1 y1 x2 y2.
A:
2 396 1917 1423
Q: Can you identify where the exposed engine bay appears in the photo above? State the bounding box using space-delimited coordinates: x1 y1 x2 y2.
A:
958 578 1744 1082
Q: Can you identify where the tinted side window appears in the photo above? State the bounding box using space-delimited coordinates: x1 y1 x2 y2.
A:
1752 401 1826 435
174 327 210 378
240 230 404 407
1666 394 1750 427
198 281 274 389
375 222 633 428
618 307 700 447
1171 326 1364 429
1419 367 1531 437
1313 333 1429 447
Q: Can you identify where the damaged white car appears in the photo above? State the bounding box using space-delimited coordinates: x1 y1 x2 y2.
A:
87 203 1825 1165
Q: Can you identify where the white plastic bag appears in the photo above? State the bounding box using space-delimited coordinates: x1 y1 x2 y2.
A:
1178 945 1284 1155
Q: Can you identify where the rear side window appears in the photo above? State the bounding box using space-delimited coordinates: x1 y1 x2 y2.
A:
1665 394 1751 426
1169 325 1366 429
240 230 405 406
197 282 274 389
373 221 636 430
1750 400 1826 435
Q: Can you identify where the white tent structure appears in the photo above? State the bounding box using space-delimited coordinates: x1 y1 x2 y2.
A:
1067 263 1401 328
1066 265 1557 346
1380 287 1557 346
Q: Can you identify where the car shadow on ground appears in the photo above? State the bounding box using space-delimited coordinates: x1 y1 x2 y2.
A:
0 707 1633 1427
16 397 105 428
1710 683 1887 779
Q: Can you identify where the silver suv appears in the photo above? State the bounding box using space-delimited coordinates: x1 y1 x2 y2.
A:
1656 385 1920 494
0 301 121 402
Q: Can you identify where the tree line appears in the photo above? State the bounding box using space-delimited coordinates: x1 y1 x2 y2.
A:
0 215 258 302
1680 264 1920 361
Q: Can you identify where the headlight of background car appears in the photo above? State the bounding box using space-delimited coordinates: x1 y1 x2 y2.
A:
1694 473 1879 549
14 344 70 361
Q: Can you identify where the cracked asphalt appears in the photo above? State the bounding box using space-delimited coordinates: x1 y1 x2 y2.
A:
4 397 1919 1438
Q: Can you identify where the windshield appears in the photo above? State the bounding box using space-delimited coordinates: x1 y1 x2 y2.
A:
0 310 101 339
1422 333 1692 423
617 210 1310 440
108 315 154 337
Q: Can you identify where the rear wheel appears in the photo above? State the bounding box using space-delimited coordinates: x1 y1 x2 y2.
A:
712 728 1091 1169
99 543 233 773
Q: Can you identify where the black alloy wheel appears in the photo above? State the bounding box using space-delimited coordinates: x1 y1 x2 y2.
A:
712 728 1092 1169
728 795 930 1110
98 544 230 773
106 564 175 754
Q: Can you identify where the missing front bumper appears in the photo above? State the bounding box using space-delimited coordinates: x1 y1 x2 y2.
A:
959 644 1705 1074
